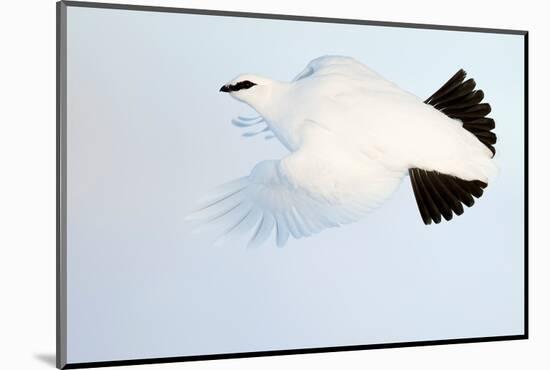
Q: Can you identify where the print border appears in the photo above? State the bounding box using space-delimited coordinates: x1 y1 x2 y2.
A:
56 1 529 368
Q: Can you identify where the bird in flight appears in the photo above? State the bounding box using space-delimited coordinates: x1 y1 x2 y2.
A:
187 56 497 247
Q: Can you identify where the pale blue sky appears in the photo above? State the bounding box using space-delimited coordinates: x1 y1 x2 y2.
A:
66 5 525 363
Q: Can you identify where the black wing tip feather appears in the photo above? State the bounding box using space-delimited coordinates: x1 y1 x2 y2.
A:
409 168 487 225
425 69 497 157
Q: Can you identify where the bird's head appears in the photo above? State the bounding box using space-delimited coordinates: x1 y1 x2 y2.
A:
219 74 278 111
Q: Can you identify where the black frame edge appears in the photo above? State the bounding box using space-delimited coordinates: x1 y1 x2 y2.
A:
62 335 527 369
56 1 68 369
523 31 529 339
56 1 529 369
61 0 528 35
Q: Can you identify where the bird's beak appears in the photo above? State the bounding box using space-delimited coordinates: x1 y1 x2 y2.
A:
219 85 230 93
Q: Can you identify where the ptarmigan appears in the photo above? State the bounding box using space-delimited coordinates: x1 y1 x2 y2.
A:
188 56 497 247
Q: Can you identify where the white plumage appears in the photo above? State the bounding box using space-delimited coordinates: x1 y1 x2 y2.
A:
187 56 498 247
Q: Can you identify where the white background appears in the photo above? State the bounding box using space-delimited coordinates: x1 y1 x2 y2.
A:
0 0 547 369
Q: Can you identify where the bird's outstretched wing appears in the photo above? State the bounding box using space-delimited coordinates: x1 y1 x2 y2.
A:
186 160 361 248
187 125 403 247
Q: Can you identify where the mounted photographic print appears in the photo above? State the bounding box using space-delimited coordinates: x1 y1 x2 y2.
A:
57 1 528 368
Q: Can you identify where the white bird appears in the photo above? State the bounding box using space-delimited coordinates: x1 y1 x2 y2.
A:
188 56 497 247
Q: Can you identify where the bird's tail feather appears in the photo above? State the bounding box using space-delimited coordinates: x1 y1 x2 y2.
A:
424 69 497 156
409 69 496 225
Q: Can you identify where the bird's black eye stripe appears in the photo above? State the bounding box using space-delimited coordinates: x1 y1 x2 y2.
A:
229 80 257 91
